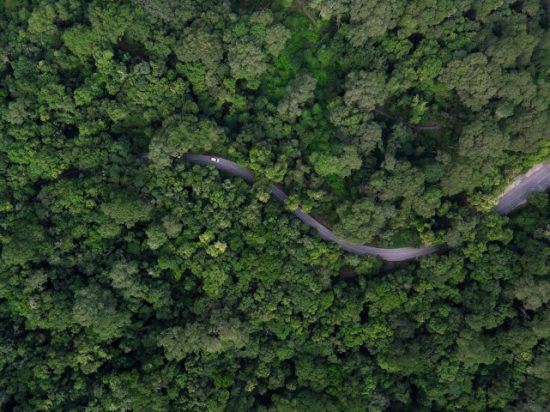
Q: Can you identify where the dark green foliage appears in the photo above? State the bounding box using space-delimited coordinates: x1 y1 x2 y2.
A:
0 0 548 411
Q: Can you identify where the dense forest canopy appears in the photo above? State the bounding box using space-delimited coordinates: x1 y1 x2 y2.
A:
0 0 549 410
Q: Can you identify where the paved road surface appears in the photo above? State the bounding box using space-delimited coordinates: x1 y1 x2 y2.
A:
182 154 549 262
495 162 550 215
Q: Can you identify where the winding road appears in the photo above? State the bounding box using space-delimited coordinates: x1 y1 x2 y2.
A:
182 154 550 262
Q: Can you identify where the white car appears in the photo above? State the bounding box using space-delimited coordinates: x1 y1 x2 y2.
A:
210 157 220 163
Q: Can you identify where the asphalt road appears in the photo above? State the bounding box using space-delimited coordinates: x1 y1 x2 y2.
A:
494 162 550 215
182 154 550 262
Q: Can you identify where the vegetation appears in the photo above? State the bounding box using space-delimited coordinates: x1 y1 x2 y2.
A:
0 0 548 410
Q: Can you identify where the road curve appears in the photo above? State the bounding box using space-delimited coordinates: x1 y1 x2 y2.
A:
177 154 439 262
182 154 550 261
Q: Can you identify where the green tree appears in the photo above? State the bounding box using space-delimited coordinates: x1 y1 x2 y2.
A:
73 284 131 341
440 53 500 112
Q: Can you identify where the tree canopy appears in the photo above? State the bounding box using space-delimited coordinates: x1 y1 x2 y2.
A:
0 0 548 410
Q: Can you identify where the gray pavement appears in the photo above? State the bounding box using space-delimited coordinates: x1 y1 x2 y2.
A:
495 162 550 215
182 154 550 262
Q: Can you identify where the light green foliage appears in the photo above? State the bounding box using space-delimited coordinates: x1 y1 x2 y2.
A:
73 284 131 341
346 0 402 45
1 222 47 266
230 42 268 83
101 193 152 228
146 224 168 249
226 12 290 89
310 146 362 177
459 118 508 160
149 115 224 167
27 3 59 46
511 276 550 311
440 53 500 112
344 71 388 112
456 330 497 367
334 197 396 243
310 0 402 45
277 74 317 121
158 318 249 361
175 28 223 67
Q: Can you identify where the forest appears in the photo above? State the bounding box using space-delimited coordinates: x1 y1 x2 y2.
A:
0 0 549 410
